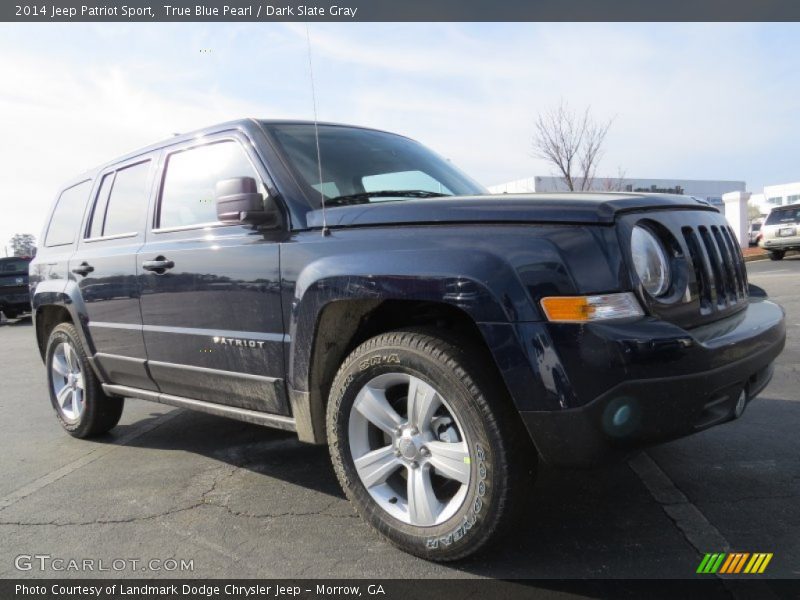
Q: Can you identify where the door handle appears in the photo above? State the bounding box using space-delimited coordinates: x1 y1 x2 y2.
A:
71 262 94 276
142 257 175 273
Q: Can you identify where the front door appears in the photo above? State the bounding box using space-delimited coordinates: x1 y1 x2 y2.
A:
137 135 287 414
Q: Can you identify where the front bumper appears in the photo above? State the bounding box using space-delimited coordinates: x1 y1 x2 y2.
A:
760 235 800 251
519 298 785 467
0 292 31 312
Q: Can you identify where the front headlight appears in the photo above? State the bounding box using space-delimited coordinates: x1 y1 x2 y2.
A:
631 225 671 297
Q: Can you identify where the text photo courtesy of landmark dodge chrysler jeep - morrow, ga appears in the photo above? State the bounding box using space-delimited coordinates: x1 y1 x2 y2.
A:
29 119 785 561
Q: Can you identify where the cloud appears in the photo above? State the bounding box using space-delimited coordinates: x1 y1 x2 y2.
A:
284 23 800 191
1 22 799 250
0 31 272 249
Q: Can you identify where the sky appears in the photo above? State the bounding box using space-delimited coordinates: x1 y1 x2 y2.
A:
1 22 800 252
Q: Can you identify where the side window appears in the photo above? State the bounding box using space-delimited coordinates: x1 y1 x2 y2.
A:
102 161 151 237
159 141 259 229
45 180 93 247
86 172 114 239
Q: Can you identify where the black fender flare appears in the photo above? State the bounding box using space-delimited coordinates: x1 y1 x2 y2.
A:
285 248 540 442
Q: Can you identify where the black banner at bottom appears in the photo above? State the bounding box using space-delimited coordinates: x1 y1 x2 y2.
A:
3 579 800 600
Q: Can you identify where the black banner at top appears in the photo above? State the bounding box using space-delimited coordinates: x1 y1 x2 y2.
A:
5 0 800 22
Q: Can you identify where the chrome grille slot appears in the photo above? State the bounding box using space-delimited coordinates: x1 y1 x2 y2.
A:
682 226 713 312
681 222 748 317
722 225 749 298
698 225 728 307
711 225 739 303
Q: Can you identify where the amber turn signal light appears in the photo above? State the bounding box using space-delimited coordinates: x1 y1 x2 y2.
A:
540 293 644 323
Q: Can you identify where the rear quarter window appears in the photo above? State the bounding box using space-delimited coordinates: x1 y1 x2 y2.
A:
45 180 93 247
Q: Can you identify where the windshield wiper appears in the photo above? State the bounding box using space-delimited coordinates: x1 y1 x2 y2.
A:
326 190 451 207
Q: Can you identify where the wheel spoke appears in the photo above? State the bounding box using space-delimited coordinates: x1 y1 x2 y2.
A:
426 440 471 485
64 344 78 372
74 373 85 391
353 445 401 488
56 385 72 410
354 385 403 435
407 376 439 433
72 388 83 417
52 354 69 377
407 465 441 526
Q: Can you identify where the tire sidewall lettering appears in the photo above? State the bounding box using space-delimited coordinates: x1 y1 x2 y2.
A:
425 442 488 550
358 353 400 371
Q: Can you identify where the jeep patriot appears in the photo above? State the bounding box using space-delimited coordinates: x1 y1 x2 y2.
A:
30 119 786 560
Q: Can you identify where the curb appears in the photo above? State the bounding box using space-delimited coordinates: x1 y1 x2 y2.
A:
743 254 768 263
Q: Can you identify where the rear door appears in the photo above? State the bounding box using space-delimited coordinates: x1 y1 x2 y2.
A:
70 153 158 390
137 133 287 414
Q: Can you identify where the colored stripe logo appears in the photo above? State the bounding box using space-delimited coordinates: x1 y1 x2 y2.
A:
697 552 773 574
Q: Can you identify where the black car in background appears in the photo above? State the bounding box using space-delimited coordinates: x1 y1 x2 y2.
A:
0 256 32 319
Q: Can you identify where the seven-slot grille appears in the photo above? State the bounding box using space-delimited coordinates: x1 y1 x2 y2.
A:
681 224 748 314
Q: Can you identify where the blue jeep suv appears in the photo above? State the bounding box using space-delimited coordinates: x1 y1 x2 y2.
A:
30 119 785 560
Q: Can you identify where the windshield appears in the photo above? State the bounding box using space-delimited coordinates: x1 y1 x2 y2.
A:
264 123 486 207
0 259 29 274
765 206 800 226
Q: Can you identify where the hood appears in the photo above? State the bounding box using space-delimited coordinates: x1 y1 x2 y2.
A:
305 193 717 229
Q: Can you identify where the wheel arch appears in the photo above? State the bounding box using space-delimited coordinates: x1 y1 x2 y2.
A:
32 280 92 363
290 294 514 445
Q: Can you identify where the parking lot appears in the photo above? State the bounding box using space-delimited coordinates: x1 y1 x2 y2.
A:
0 257 797 579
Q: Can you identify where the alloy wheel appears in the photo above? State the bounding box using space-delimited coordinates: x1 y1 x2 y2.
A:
51 342 85 423
348 372 472 527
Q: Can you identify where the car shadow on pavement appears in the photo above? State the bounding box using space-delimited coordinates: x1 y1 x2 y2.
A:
97 407 348 499
91 407 702 577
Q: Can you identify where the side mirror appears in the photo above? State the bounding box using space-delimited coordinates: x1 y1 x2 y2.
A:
215 177 276 226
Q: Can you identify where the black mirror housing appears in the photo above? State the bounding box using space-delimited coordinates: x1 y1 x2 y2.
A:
215 177 276 225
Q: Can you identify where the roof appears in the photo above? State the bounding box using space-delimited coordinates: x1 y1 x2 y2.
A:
80 118 401 177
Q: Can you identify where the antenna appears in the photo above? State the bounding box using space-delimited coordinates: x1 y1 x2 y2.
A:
305 24 329 236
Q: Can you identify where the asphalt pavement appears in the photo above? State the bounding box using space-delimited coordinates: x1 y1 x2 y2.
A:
0 256 797 580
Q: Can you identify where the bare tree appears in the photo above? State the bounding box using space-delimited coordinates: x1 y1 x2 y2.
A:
9 233 36 257
601 167 628 192
747 203 763 222
532 100 614 192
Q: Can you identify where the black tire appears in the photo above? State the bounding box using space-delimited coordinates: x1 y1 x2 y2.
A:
768 250 785 261
3 310 18 319
326 329 534 561
45 322 124 438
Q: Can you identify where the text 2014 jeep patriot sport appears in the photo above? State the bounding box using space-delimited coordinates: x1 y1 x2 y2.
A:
31 119 785 561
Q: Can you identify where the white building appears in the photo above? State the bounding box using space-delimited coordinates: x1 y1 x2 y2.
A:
488 176 746 210
749 182 800 216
